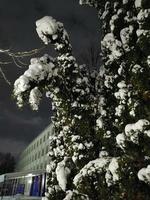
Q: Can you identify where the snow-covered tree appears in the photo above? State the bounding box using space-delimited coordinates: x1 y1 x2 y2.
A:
13 16 99 199
13 0 150 199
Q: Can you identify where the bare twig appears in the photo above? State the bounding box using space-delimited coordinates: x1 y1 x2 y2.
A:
0 46 45 58
0 67 11 85
16 58 28 66
0 61 12 65
0 46 45 84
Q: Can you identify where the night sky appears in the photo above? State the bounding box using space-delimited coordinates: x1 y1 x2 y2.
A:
0 0 99 157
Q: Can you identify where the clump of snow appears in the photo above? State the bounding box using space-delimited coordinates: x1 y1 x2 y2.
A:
125 119 149 132
98 96 106 117
123 0 129 4
117 81 126 89
135 0 142 8
147 55 150 67
108 158 119 181
29 87 42 110
71 135 81 142
110 14 119 32
105 158 119 186
73 158 110 186
101 33 123 63
125 119 150 144
70 137 94 163
14 75 30 94
76 78 82 84
49 132 65 159
115 104 125 117
114 81 128 105
144 130 150 137
14 75 30 108
47 185 61 197
136 29 149 37
120 26 134 51
116 119 150 149
46 162 56 173
104 75 114 89
71 101 78 108
129 109 135 117
96 117 103 129
118 64 125 75
56 157 71 191
99 150 109 158
79 0 98 8
114 86 127 101
36 16 59 45
116 133 126 149
103 130 111 139
115 81 128 102
132 64 143 73
13 54 55 109
138 165 150 183
137 9 150 28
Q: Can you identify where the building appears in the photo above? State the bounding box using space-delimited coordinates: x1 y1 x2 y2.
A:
16 124 53 172
0 169 46 199
0 125 53 199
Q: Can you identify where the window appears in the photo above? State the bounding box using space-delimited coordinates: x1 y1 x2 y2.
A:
46 145 49 153
40 163 43 169
32 155 34 162
45 163 47 169
40 138 42 144
42 149 44 156
43 135 46 142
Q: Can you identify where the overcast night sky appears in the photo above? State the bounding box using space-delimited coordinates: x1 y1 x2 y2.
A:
0 0 100 158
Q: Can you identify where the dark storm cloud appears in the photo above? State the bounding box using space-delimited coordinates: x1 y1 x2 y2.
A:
0 137 26 156
0 0 99 156
0 103 49 141
2 109 43 126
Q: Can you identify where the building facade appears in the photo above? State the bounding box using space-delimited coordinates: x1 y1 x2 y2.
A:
16 124 53 172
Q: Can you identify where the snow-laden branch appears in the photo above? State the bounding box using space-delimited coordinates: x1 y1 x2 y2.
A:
0 67 11 85
14 54 56 109
14 16 95 112
36 16 72 55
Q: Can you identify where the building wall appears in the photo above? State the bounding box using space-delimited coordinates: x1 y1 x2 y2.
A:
16 124 53 172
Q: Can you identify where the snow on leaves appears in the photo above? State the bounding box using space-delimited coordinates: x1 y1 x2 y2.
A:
138 165 150 184
116 119 150 149
74 157 119 189
14 54 55 109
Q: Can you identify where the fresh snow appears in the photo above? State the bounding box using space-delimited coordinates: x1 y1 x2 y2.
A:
138 165 150 183
123 119 150 144
73 158 110 186
36 16 59 45
29 87 42 110
56 158 71 191
116 133 126 149
135 0 142 8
